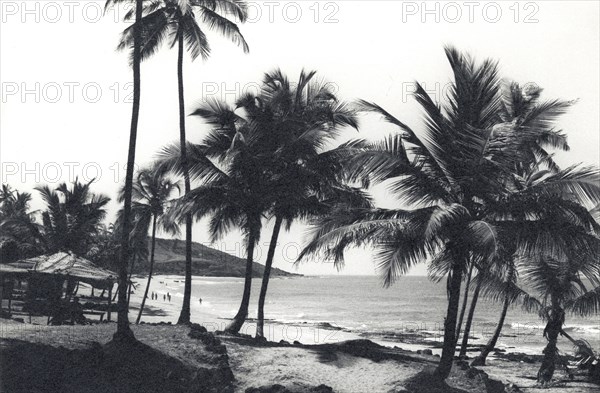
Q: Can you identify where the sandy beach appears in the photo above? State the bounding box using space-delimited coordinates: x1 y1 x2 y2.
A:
1 318 598 393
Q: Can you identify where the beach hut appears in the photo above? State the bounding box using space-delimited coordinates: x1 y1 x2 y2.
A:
0 252 117 323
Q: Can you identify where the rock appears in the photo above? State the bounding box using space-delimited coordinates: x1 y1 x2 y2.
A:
421 349 433 355
245 385 286 393
311 385 334 393
499 352 536 363
245 384 334 393
279 340 290 345
505 383 523 393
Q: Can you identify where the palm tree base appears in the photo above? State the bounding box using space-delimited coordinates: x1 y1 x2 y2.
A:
470 355 486 367
176 314 191 325
112 327 136 343
225 314 246 334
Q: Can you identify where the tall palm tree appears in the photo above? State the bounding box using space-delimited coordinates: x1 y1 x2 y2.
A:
299 47 512 379
192 69 364 338
105 0 144 341
454 81 574 355
118 0 248 325
161 138 269 333
36 179 110 256
123 167 181 323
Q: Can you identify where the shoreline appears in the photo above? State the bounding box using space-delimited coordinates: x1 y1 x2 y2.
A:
125 274 597 358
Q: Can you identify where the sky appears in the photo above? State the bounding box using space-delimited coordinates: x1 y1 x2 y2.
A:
1 0 599 276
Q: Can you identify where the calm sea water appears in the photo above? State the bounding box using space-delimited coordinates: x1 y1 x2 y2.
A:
131 275 600 355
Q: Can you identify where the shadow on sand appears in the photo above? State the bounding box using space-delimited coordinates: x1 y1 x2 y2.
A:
0 337 232 393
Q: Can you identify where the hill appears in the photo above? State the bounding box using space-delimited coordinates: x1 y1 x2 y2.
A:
132 237 301 278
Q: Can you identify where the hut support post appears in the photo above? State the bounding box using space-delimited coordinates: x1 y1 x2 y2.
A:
107 285 112 321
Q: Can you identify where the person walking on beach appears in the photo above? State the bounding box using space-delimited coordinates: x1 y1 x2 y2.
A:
167 293 171 302
163 294 166 301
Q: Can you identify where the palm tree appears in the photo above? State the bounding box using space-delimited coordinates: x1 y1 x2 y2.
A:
105 0 144 341
124 166 181 323
299 47 512 379
0 185 44 261
161 138 269 333
112 207 151 307
191 69 363 338
471 163 600 377
86 223 122 274
118 0 249 325
455 264 474 348
523 252 600 385
454 81 574 355
36 179 110 256
470 257 540 366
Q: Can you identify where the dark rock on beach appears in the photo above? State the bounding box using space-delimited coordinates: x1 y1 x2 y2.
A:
245 383 334 393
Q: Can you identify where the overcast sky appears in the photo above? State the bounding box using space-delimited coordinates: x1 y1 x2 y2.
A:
1 1 599 276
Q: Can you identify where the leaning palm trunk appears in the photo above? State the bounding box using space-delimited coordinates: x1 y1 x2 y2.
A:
459 279 482 358
126 255 137 307
538 303 565 384
176 29 194 326
136 215 157 324
226 236 256 334
471 290 510 366
435 256 464 379
256 216 283 338
114 0 142 341
456 265 474 345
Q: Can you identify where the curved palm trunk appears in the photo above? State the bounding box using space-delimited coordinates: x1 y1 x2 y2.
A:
471 290 510 366
136 215 157 324
256 216 283 338
459 279 482 358
435 256 464 379
114 0 142 342
176 28 194 326
225 235 256 334
455 265 474 345
537 303 564 384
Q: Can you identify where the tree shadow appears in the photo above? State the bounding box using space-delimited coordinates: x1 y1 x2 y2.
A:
0 337 232 393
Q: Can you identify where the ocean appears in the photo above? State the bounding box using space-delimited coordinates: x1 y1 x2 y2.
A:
130 275 600 356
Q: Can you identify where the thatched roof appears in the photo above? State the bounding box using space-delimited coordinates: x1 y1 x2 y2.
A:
1 252 117 288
